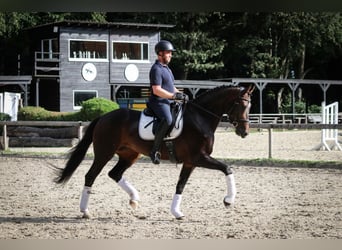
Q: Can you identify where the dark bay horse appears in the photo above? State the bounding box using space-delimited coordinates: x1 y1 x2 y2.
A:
54 85 254 219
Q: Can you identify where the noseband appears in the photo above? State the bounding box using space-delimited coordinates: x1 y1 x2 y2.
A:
227 97 251 127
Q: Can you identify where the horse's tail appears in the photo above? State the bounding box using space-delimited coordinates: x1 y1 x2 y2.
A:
54 117 100 185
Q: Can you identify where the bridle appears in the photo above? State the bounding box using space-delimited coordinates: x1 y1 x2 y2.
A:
226 96 251 128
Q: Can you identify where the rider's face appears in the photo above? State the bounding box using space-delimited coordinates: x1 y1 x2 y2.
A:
159 51 172 64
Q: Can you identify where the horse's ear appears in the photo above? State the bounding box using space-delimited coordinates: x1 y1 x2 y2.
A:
248 84 255 94
240 84 255 95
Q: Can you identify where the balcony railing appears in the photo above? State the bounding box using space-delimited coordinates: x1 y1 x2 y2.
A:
34 51 60 77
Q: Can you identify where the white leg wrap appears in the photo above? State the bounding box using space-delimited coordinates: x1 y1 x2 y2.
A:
80 186 91 213
224 174 237 204
171 194 184 218
118 178 140 201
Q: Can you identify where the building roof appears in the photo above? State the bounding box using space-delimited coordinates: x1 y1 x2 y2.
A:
0 75 32 86
26 20 175 31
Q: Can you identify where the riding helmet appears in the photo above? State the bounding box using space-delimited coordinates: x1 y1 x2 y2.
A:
155 40 176 54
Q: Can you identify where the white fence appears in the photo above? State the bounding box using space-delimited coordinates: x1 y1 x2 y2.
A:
317 102 342 151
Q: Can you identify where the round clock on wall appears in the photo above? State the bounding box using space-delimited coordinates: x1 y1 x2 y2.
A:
81 63 97 81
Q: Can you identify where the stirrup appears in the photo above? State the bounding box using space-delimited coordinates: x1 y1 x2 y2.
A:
150 151 161 164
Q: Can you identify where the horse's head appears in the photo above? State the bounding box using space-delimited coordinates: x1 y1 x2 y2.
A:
227 85 254 138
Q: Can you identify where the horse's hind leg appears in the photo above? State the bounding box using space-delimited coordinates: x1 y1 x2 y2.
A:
108 148 140 209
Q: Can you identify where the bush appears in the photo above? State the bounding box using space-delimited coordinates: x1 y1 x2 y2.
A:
280 101 306 113
18 106 52 121
0 113 11 135
78 97 119 121
17 98 119 121
308 104 321 113
0 112 11 121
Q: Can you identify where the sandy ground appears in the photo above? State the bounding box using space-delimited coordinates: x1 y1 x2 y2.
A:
212 128 342 162
0 130 341 239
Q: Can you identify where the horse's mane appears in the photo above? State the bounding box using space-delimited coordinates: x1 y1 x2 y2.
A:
191 85 241 104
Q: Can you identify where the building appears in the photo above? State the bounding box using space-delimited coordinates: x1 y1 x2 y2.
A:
22 20 174 112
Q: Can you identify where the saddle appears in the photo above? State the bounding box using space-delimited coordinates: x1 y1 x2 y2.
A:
138 102 184 141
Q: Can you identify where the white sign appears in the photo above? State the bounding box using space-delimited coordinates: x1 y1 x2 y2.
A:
124 64 139 82
3 92 21 121
82 63 97 81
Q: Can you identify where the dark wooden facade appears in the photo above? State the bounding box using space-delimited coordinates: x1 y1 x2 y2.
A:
25 21 173 112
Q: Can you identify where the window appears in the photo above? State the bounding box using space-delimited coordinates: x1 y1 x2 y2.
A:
113 42 148 61
73 90 98 110
69 40 107 61
40 38 59 59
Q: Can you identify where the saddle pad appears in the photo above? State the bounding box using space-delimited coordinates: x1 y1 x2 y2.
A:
138 111 183 141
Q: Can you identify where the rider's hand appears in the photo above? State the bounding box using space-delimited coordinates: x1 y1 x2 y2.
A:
173 92 189 102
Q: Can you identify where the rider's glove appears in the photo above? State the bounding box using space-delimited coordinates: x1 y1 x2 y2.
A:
173 92 189 102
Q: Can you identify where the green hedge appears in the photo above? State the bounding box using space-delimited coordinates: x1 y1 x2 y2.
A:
78 97 119 121
18 97 120 121
0 112 11 121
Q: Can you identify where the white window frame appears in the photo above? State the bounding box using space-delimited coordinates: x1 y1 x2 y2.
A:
73 90 98 110
69 39 108 62
40 38 58 59
112 41 149 63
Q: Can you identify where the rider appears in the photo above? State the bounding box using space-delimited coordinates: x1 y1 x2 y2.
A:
148 40 188 164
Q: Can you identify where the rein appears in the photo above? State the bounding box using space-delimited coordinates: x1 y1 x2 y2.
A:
189 96 251 126
188 101 222 120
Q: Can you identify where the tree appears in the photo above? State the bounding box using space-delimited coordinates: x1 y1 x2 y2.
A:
160 13 225 80
219 12 342 112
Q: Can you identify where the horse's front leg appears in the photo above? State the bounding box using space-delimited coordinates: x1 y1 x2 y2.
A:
171 164 195 219
195 154 237 208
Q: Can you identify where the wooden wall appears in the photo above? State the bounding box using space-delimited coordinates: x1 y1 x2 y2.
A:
56 26 159 112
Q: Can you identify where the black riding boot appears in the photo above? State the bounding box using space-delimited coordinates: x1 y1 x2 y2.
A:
150 119 170 164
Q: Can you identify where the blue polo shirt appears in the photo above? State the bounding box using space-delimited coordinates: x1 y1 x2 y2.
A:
149 60 175 104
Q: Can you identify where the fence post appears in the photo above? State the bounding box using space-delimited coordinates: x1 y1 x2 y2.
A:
78 121 83 140
268 127 272 159
3 124 8 150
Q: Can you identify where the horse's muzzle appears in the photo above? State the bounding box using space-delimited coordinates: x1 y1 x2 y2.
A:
235 127 249 138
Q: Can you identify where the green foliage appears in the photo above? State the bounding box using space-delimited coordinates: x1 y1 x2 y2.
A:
162 13 226 79
308 104 321 113
0 112 11 121
280 101 322 114
77 97 119 121
280 101 305 114
18 106 83 121
18 106 52 121
17 98 119 121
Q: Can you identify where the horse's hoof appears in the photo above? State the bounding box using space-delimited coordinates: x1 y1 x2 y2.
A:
129 199 139 209
223 198 234 208
82 212 91 219
223 200 231 208
175 216 185 220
